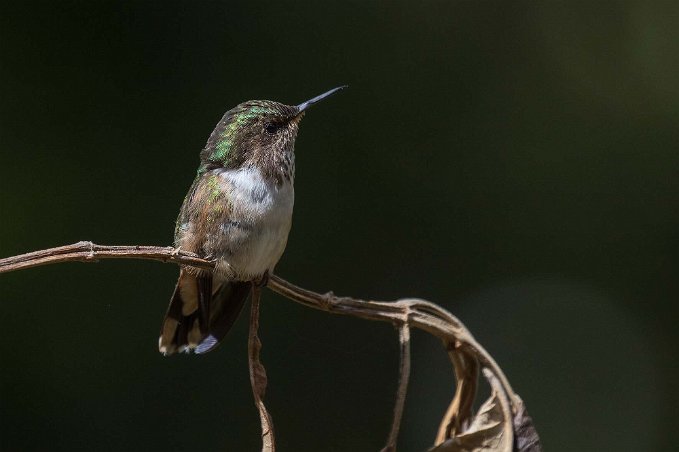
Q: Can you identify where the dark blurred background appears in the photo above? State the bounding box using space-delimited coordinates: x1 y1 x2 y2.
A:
1 1 678 451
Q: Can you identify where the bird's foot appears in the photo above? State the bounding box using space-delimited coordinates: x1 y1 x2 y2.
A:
254 272 270 287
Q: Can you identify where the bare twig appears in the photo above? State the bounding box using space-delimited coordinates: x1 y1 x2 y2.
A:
0 242 541 451
0 241 214 273
381 322 411 452
248 285 275 452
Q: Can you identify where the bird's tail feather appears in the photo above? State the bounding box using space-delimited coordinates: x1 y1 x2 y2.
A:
159 269 251 355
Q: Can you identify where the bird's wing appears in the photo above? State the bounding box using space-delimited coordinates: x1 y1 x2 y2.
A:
159 170 252 355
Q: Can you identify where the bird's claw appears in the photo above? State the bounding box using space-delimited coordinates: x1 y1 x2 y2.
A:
254 272 270 287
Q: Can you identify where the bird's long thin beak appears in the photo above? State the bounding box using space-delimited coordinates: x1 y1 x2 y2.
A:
297 85 347 113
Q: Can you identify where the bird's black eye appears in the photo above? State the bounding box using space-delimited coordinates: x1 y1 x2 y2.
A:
265 122 280 134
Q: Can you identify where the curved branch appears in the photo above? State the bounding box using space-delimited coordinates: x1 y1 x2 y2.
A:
0 242 541 452
265 275 518 403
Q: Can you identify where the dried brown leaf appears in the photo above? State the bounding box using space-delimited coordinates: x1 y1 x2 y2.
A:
428 369 512 452
436 348 479 443
512 396 542 452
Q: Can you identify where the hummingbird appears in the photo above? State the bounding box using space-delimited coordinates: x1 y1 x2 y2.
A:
159 86 346 355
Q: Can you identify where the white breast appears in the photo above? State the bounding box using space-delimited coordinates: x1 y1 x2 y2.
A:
215 167 294 279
